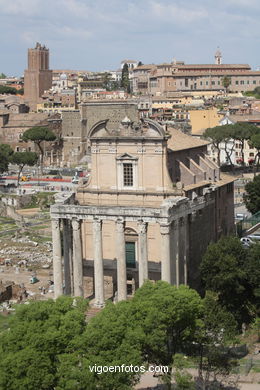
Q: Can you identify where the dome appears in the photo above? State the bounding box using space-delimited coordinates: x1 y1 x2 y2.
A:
60 73 67 80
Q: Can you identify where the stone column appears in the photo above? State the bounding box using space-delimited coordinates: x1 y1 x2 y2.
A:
138 221 148 287
184 215 190 286
63 219 72 295
52 218 63 298
178 217 185 285
93 218 104 307
116 219 127 301
160 223 171 283
172 219 179 287
72 219 83 297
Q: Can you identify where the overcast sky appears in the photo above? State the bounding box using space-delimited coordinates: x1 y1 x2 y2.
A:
1 0 260 76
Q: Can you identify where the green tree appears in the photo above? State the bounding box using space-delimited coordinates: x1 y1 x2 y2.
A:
203 126 226 166
0 143 13 173
130 282 202 367
0 297 88 390
0 85 17 95
246 243 260 315
17 88 24 95
71 300 143 390
244 174 260 214
193 292 238 389
121 63 131 93
249 133 260 167
137 61 143 67
221 76 231 93
0 73 7 79
22 126 56 174
102 72 112 91
200 236 259 327
233 123 258 166
11 151 38 185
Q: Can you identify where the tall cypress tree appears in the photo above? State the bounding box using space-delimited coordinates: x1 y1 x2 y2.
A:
121 63 130 93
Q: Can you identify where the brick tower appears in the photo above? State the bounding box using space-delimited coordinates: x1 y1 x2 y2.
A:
24 42 52 111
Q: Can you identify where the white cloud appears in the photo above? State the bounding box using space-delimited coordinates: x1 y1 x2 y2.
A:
150 1 208 23
54 25 92 39
0 0 41 16
0 0 259 75
225 0 260 8
60 0 91 19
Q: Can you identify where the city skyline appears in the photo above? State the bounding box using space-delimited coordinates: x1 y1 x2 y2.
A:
1 0 260 76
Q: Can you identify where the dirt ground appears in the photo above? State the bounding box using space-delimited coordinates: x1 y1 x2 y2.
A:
135 371 260 390
0 265 54 300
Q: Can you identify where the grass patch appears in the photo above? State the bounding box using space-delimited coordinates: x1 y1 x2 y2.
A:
29 225 50 231
251 365 260 373
0 313 13 332
21 192 56 210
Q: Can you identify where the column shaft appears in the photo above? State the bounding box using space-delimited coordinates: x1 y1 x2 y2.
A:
93 219 104 307
72 219 83 297
52 218 63 298
63 219 72 295
184 215 189 285
116 220 127 301
138 221 148 287
172 220 179 287
160 224 171 283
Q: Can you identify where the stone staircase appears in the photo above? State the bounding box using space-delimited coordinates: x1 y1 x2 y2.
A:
85 306 102 322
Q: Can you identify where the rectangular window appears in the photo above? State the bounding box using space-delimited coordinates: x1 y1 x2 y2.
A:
123 163 133 186
227 183 233 193
253 80 256 84
212 81 215 85
235 81 239 85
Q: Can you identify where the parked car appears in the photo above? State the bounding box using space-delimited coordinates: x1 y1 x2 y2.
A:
236 213 245 220
21 175 30 181
240 237 254 247
247 233 260 241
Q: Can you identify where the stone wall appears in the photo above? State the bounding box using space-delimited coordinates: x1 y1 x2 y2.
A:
61 102 140 166
81 102 139 137
61 110 83 166
188 198 216 291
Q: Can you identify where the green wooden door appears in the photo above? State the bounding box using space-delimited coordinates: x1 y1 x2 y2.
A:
125 242 136 268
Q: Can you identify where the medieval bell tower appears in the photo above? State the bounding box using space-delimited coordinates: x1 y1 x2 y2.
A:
24 42 52 111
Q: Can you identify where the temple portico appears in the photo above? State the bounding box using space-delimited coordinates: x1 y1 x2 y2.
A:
51 195 211 304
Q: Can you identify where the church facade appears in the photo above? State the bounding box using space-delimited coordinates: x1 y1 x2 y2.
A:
51 104 234 305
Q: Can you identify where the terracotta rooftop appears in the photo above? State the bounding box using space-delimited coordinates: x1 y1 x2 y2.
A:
177 64 250 69
167 127 209 151
121 59 138 63
171 71 260 77
183 173 234 191
133 65 156 71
